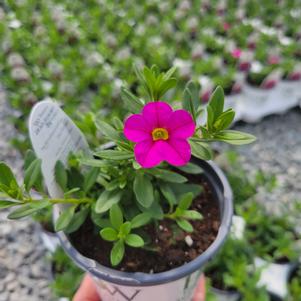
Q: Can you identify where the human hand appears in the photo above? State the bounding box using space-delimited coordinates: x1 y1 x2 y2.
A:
73 274 206 301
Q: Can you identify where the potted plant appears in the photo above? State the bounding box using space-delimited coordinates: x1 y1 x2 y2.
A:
0 66 255 301
205 237 270 301
242 202 300 300
49 247 84 300
286 265 301 301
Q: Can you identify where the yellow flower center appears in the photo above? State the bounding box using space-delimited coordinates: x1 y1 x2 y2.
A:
152 128 169 141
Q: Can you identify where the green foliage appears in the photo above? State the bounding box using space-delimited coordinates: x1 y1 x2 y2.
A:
287 268 301 301
49 247 84 299
182 81 201 122
242 202 300 262
24 158 43 191
55 161 68 192
96 190 123 213
196 86 256 145
165 193 202 232
134 65 177 101
133 173 154 208
100 205 145 266
205 237 259 295
55 205 77 232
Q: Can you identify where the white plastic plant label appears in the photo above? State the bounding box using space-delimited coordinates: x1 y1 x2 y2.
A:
29 99 90 198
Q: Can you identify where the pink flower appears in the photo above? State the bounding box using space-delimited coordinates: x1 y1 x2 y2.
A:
124 102 195 168
231 48 242 59
223 22 230 31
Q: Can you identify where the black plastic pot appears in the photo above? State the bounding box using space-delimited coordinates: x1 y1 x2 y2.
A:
53 158 233 301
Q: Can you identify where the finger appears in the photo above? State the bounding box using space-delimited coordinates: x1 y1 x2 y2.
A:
73 274 101 301
192 274 206 301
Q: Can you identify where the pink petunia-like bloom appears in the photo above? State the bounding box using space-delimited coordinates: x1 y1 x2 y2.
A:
124 102 195 168
231 48 242 59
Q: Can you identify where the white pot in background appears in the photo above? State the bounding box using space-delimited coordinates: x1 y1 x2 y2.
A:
240 84 275 123
254 257 297 300
268 80 299 114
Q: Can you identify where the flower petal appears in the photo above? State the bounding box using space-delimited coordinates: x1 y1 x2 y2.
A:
142 101 173 128
161 139 191 166
124 114 151 142
134 140 163 168
167 110 195 139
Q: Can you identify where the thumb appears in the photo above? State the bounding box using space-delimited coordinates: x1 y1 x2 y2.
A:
192 274 206 301
73 274 101 301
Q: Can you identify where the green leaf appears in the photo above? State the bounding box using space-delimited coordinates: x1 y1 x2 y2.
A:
94 150 134 160
178 193 193 210
95 190 122 213
167 183 203 201
0 199 21 209
176 219 194 232
131 213 151 229
206 105 214 131
24 150 36 170
190 141 213 160
119 221 132 237
8 201 50 219
182 210 203 220
95 120 123 142
121 87 144 113
182 81 199 121
83 167 99 193
100 227 118 241
163 66 177 80
159 183 177 208
24 159 42 191
91 209 111 228
214 130 257 145
148 169 187 183
213 109 235 131
0 162 18 190
112 116 124 130
55 205 77 232
110 240 125 266
64 188 80 198
158 78 177 98
65 207 89 234
125 234 144 247
110 204 123 230
208 86 224 121
175 162 203 174
133 173 154 208
55 161 68 191
141 199 164 220
79 158 109 168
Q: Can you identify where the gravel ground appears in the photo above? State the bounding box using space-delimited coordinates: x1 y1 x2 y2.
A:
226 108 301 216
0 85 53 301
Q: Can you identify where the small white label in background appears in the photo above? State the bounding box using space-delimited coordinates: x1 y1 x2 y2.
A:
29 100 90 198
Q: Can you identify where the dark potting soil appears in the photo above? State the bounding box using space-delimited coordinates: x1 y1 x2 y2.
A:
69 177 220 273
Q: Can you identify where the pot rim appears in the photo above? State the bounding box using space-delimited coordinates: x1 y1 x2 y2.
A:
53 159 233 287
